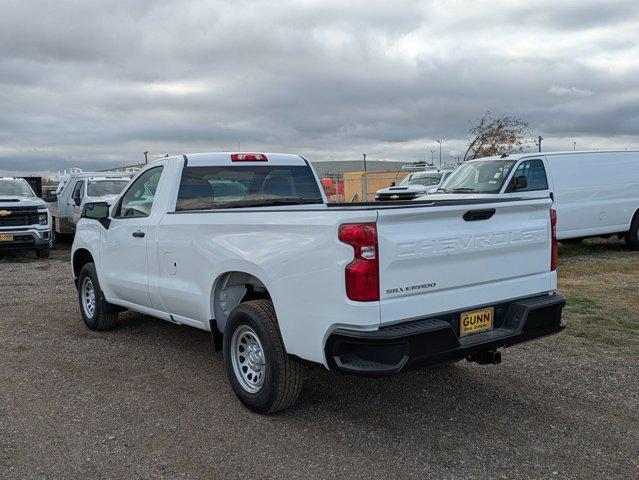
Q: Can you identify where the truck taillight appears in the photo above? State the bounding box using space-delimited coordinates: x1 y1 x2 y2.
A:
338 223 379 302
231 153 268 162
550 207 558 271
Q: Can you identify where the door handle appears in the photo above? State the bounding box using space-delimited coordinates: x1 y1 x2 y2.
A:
132 230 145 238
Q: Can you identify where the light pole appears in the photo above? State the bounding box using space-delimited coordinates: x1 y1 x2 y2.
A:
436 140 443 167
143 151 149 164
430 150 435 164
538 136 543 153
362 153 368 201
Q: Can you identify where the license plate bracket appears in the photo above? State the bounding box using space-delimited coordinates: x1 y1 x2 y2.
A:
460 307 494 337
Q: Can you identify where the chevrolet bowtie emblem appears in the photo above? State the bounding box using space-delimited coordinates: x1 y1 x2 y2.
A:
390 195 400 200
0 210 12 217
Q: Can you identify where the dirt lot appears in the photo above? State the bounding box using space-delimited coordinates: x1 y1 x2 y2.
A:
1 240 638 479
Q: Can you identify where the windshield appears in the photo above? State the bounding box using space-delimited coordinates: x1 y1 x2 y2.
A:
0 179 35 197
87 180 130 197
398 172 442 187
438 160 516 193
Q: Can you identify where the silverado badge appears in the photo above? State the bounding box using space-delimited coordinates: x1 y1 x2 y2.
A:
0 210 12 217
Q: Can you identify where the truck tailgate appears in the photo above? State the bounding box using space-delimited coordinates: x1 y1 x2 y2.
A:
376 198 554 325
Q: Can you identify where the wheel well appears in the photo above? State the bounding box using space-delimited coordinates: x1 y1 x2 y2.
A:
211 271 271 333
73 249 94 278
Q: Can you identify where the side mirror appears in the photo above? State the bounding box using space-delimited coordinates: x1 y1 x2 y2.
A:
513 175 528 191
82 201 111 228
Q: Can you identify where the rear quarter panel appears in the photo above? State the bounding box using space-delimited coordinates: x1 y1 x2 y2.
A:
155 208 380 365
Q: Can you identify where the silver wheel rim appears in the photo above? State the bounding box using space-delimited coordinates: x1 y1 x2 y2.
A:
231 325 266 393
81 277 96 318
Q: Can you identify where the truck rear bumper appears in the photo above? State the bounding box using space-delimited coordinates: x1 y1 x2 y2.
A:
325 293 566 375
0 228 51 250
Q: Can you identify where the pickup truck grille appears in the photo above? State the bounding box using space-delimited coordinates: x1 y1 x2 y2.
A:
0 207 40 227
376 192 419 201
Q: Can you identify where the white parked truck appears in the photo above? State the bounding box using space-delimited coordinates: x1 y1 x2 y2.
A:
71 152 565 413
375 170 452 201
0 177 52 258
47 172 131 237
428 150 639 248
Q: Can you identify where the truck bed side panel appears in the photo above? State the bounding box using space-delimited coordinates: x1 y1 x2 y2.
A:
155 209 380 365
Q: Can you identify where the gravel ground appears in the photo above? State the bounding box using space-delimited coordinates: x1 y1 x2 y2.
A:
1 248 638 479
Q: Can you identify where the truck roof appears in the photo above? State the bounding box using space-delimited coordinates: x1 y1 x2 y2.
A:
467 149 639 162
183 152 308 167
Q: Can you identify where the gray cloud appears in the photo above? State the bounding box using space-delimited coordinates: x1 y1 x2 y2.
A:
1 0 638 175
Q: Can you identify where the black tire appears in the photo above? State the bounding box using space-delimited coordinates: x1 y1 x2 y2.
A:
625 213 639 251
77 262 119 331
35 245 50 259
223 299 302 414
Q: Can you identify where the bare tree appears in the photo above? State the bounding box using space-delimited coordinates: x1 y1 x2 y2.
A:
463 113 531 161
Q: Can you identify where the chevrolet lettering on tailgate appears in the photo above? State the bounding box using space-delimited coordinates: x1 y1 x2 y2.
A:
397 228 547 258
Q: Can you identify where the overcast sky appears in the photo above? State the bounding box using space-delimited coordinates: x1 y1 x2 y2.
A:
1 0 638 175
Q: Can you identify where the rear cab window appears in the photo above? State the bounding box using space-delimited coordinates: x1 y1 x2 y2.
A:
176 165 324 211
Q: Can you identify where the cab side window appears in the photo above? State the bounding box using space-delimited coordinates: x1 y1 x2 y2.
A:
116 166 164 218
72 181 84 204
511 159 548 191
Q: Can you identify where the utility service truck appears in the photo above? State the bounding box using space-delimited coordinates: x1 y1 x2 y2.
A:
47 172 131 237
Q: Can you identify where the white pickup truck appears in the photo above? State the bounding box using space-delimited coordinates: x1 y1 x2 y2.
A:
0 177 52 258
71 152 565 413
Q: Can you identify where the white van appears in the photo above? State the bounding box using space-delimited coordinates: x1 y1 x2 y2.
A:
429 150 639 249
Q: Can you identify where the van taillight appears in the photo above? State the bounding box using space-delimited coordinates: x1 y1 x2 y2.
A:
338 223 379 302
550 208 558 271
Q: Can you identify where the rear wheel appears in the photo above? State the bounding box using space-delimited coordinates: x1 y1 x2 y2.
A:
35 245 50 259
77 263 119 331
223 299 302 414
625 214 639 251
